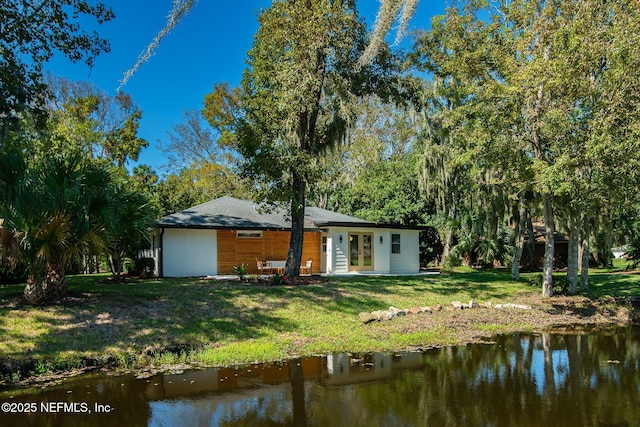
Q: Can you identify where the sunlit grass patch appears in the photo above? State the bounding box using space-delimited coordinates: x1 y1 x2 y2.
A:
194 340 289 366
391 328 461 347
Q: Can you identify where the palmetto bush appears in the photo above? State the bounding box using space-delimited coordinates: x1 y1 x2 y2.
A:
0 151 152 303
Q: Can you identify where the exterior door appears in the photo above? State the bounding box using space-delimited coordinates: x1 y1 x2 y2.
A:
320 235 327 273
349 233 374 271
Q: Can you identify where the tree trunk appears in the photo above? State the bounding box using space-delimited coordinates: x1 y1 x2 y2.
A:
440 205 456 264
285 172 306 278
23 275 47 305
22 264 67 304
511 200 527 280
580 214 590 290
566 213 580 295
525 214 536 268
108 255 124 281
108 255 115 276
441 229 453 264
603 219 613 268
593 212 613 267
542 193 554 298
46 263 68 299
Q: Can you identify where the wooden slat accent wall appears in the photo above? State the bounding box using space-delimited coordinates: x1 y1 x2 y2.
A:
217 230 322 275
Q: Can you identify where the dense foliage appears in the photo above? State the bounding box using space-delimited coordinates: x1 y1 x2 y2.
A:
0 2 156 303
150 0 640 294
2 0 639 303
0 0 114 139
410 0 640 295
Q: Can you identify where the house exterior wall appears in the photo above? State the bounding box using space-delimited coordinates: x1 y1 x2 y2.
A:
390 230 420 274
217 230 322 275
531 241 569 268
158 226 418 277
163 228 218 277
325 227 419 274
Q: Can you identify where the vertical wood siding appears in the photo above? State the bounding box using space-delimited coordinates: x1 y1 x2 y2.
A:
217 230 322 274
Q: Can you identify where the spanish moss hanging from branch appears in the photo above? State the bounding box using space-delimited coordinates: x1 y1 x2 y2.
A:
118 0 419 87
118 0 199 89
358 0 419 67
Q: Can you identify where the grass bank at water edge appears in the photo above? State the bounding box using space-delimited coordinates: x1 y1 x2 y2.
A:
0 267 638 387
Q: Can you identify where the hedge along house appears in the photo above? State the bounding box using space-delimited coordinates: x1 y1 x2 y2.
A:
151 196 422 277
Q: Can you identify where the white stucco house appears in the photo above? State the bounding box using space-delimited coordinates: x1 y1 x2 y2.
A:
147 196 423 277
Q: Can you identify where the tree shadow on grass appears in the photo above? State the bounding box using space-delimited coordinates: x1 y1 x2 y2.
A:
235 280 384 318
0 279 302 379
330 273 520 303
586 273 640 298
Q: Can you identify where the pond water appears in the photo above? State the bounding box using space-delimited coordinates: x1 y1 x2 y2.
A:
1 327 639 426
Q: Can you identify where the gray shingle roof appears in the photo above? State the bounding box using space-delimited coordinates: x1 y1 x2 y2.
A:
158 196 374 230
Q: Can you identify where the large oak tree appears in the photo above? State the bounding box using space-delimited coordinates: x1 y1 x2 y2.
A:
236 0 412 277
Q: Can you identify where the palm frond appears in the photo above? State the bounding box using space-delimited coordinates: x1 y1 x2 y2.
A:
0 219 22 269
32 212 73 268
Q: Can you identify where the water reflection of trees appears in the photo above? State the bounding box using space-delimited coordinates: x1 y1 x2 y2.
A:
304 328 640 426
161 328 640 426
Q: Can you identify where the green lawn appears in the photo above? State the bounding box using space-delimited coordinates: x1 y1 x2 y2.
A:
0 267 637 383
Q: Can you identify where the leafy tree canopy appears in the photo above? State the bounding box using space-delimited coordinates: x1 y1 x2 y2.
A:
340 154 428 225
44 76 148 167
0 0 114 137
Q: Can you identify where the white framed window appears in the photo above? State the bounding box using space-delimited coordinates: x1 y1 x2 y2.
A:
237 230 263 238
391 233 401 254
322 236 327 253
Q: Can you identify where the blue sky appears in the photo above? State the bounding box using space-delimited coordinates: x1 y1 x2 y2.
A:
44 1 449 174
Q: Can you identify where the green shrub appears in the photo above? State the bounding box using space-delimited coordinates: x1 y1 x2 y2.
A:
270 272 288 286
127 257 155 277
441 254 462 274
448 254 462 267
233 263 249 281
527 273 572 295
552 276 572 296
528 273 544 287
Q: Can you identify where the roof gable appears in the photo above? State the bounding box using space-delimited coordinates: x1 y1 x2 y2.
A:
530 222 570 243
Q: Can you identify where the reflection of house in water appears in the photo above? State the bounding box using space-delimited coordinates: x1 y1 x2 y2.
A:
326 353 392 384
143 352 429 425
325 352 423 385
145 352 426 400
327 353 349 377
145 358 324 400
146 352 422 400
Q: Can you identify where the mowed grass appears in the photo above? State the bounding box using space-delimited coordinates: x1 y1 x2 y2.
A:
0 267 637 381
